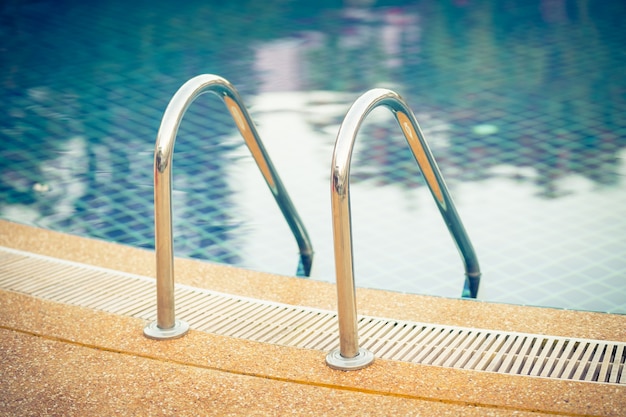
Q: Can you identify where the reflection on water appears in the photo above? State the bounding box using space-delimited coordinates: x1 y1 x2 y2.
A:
0 0 625 313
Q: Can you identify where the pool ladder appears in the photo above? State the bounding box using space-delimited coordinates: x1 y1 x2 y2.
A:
143 75 481 370
144 75 314 340
325 88 481 370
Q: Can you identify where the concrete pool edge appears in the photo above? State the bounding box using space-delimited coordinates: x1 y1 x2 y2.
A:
1 219 624 342
1 220 626 415
2 290 625 416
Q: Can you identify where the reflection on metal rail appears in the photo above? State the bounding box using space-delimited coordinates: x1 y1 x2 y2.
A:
326 88 481 370
144 74 314 340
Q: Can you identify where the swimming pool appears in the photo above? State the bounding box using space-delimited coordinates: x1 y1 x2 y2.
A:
1 0 625 313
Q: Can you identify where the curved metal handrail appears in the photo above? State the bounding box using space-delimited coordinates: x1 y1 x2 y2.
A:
144 74 314 340
326 88 481 370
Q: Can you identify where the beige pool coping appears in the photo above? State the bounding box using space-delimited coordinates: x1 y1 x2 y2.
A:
1 219 625 416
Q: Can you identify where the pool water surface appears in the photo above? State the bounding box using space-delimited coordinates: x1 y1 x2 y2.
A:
1 0 625 313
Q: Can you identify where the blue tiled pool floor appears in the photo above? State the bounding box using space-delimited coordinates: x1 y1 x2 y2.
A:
1 0 625 313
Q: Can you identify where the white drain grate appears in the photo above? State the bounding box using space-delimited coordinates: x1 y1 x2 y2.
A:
0 246 624 384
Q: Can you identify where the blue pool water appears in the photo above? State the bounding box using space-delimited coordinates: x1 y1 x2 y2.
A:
1 0 625 313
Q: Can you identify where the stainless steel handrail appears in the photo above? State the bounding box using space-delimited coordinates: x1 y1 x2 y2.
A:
326 88 481 370
144 74 314 340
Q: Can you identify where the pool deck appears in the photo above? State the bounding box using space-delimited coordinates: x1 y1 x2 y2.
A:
1 220 625 416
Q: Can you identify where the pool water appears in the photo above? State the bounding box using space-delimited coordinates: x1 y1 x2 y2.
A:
1 0 625 313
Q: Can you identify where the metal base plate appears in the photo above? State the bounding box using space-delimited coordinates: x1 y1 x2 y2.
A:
143 320 190 340
325 347 374 371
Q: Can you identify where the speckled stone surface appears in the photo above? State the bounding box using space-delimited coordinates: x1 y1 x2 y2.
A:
1 328 553 417
2 220 624 341
1 220 625 416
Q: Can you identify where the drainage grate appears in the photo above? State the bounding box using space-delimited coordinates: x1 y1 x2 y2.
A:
0 246 624 384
